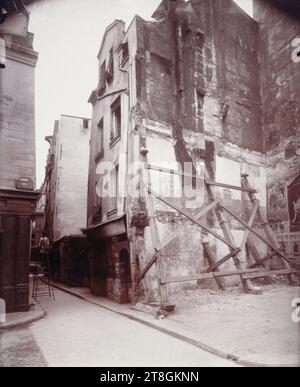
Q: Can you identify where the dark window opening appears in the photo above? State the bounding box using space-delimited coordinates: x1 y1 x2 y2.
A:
83 118 89 129
110 97 121 143
106 47 114 84
119 42 129 67
93 180 102 223
98 60 106 97
182 27 192 47
95 118 104 161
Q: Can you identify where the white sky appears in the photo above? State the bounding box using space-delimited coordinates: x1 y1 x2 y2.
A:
28 0 253 187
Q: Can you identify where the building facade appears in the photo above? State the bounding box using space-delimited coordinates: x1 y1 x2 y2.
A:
44 115 91 286
86 0 300 304
0 2 39 312
254 0 300 264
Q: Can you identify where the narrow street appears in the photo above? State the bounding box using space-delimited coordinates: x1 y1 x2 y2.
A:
0 289 237 367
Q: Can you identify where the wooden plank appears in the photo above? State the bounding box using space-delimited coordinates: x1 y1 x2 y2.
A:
205 182 252 292
137 201 218 284
141 154 168 303
243 269 297 280
220 204 291 264
203 242 224 290
241 175 294 284
138 252 158 283
246 236 267 269
148 187 236 250
160 268 280 285
135 236 154 301
240 201 259 251
146 164 203 181
249 251 278 269
209 248 241 272
205 180 257 193
146 165 256 193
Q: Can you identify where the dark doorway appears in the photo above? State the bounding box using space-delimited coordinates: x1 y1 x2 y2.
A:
119 249 132 304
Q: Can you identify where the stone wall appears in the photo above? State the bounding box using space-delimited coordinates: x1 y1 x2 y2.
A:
0 13 38 190
254 0 300 233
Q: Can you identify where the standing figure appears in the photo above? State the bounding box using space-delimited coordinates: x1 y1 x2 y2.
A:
38 233 50 261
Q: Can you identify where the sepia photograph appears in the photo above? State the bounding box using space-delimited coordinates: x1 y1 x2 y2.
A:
0 0 299 371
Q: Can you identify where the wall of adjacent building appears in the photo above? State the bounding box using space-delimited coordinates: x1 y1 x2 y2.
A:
254 0 300 235
0 12 38 191
47 115 91 242
54 115 91 241
0 6 39 312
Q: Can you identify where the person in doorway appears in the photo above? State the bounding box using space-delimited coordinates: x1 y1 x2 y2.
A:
38 233 50 260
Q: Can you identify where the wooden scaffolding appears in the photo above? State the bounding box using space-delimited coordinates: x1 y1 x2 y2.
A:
135 150 297 307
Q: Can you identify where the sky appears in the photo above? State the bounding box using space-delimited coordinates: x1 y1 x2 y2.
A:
28 0 253 187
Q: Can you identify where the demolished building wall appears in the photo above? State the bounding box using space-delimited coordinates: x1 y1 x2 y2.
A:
87 0 299 304
254 0 300 235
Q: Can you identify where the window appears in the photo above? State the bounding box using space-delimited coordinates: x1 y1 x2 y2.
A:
108 165 119 214
95 118 104 161
119 42 129 67
106 47 114 84
93 180 102 223
110 97 121 144
98 60 106 97
83 118 89 129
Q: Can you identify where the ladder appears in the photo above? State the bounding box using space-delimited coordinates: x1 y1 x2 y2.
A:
32 253 55 301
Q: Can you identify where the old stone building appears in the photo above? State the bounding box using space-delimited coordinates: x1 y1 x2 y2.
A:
0 1 39 312
86 0 299 305
44 115 91 286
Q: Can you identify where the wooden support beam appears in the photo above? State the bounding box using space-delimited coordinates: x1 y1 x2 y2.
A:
138 253 158 283
205 181 253 292
146 164 257 193
160 267 296 285
243 269 297 280
203 242 225 290
141 154 168 304
220 204 291 264
137 201 218 284
209 249 241 272
148 187 236 250
240 201 259 251
246 236 267 269
205 180 257 193
241 175 294 284
146 164 203 181
249 251 278 269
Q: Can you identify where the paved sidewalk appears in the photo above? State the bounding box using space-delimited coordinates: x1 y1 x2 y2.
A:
0 303 46 331
52 282 300 367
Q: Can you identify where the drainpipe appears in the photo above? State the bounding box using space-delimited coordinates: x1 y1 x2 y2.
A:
175 22 185 117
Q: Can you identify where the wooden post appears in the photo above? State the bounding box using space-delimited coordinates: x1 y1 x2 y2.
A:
202 234 224 290
241 175 295 284
205 182 255 293
140 149 168 305
136 234 154 302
